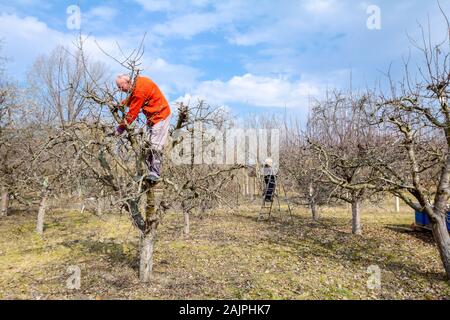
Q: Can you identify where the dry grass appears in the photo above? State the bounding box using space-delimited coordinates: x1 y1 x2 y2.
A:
0 202 449 300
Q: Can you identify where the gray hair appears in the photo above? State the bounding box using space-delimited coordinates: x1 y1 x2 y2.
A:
116 74 131 83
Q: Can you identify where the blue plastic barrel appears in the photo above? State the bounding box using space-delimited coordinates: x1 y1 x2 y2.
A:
415 210 450 231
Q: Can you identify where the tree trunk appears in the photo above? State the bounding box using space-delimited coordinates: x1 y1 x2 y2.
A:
36 191 48 234
1 188 9 217
309 183 318 221
139 186 159 283
351 200 362 235
96 199 102 216
430 213 450 280
310 200 319 221
236 183 240 206
127 199 146 232
97 190 105 216
184 209 190 236
245 173 249 196
140 232 156 283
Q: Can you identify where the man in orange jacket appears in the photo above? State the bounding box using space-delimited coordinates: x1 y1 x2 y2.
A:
115 74 172 183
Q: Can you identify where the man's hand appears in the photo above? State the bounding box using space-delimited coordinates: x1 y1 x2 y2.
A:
115 126 125 136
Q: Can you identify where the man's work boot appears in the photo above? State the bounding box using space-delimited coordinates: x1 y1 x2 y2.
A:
143 173 160 185
145 149 163 182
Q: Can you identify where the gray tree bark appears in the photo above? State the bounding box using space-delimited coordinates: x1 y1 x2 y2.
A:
430 211 450 281
97 190 105 216
184 209 190 236
139 186 159 283
1 188 9 217
309 183 319 221
36 190 48 234
428 147 450 280
351 200 362 235
310 200 319 221
139 232 156 283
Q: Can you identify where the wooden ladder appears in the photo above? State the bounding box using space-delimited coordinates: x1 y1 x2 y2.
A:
258 176 294 222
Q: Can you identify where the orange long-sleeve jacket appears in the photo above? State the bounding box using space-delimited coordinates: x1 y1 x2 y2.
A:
119 76 171 128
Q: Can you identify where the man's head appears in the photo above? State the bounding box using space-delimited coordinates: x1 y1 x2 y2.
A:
116 74 132 92
264 158 273 167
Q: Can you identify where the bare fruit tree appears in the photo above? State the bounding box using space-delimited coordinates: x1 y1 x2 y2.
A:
361 14 450 279
0 51 14 216
164 101 243 235
307 91 385 235
281 118 334 221
21 45 108 233
80 49 165 281
0 47 38 217
28 45 106 128
62 35 240 282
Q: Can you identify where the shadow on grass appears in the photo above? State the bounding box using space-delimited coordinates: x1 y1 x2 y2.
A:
62 239 139 270
385 224 435 245
5 208 37 217
255 215 447 283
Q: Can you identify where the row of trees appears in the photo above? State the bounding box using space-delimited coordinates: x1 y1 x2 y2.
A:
282 20 450 278
1 14 449 281
0 38 245 282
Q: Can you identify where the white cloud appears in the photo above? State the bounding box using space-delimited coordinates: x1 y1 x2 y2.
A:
0 13 201 97
181 73 321 109
5 1 449 115
85 6 118 22
147 1 258 39
0 13 70 76
143 58 202 96
2 0 51 11
152 12 222 38
179 44 218 63
134 0 175 12
79 6 121 36
0 13 134 78
134 0 211 12
304 0 336 14
228 1 349 47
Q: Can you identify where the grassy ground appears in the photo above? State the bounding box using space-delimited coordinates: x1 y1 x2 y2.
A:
0 203 449 300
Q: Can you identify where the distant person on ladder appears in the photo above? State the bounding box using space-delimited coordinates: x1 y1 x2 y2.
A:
259 158 292 222
263 158 276 202
115 74 172 183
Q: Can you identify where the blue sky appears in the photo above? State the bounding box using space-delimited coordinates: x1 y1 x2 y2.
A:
0 0 449 119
